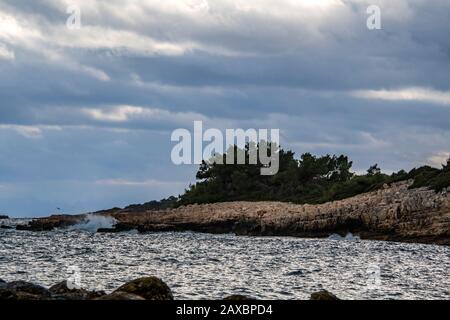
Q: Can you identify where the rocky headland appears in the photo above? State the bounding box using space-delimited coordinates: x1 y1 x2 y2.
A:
15 181 450 245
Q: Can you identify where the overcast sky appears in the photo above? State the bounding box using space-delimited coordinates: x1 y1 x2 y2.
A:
1 0 450 217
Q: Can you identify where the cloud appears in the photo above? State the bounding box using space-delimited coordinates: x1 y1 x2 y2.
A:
427 151 450 168
351 87 450 106
0 43 14 60
51 26 193 57
82 106 146 122
0 125 42 138
1 0 450 216
80 105 210 129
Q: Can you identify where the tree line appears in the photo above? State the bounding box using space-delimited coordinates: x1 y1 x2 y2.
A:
176 143 450 206
128 144 450 210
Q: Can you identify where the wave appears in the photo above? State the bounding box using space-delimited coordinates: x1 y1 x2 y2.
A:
1 218 33 228
67 214 116 232
328 232 360 241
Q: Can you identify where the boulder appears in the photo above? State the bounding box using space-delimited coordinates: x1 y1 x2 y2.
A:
6 281 51 298
0 281 50 300
310 290 340 300
0 289 19 300
49 280 105 300
114 277 173 300
1 225 13 229
94 291 145 300
0 215 9 219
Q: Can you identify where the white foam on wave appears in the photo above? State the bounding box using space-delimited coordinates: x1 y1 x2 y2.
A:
1 218 32 228
328 232 360 241
67 214 117 232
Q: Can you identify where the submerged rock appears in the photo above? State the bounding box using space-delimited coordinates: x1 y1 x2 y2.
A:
114 277 174 300
285 270 304 276
310 290 340 300
94 291 145 300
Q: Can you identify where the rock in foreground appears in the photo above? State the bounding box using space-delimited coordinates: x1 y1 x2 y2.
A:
94 291 145 300
0 277 344 300
0 277 172 300
114 277 174 300
1 281 51 300
310 290 340 300
49 280 105 300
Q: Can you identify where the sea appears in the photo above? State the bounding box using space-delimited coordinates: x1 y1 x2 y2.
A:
0 218 449 300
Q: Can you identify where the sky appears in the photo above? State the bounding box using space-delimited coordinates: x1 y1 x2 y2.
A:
1 0 450 217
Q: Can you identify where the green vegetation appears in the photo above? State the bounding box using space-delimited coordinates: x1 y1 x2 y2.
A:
121 145 449 211
175 144 450 206
124 196 178 212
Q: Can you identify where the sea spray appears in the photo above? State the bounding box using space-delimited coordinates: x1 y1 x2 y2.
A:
67 214 117 232
327 232 360 241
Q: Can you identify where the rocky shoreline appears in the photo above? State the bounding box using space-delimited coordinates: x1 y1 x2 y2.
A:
0 276 338 300
13 181 450 245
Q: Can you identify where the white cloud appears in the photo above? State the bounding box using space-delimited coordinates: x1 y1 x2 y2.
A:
351 87 450 106
0 10 111 80
0 12 41 41
0 125 42 138
82 106 146 122
427 151 450 168
51 26 192 56
82 105 208 124
0 43 14 60
0 125 62 138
